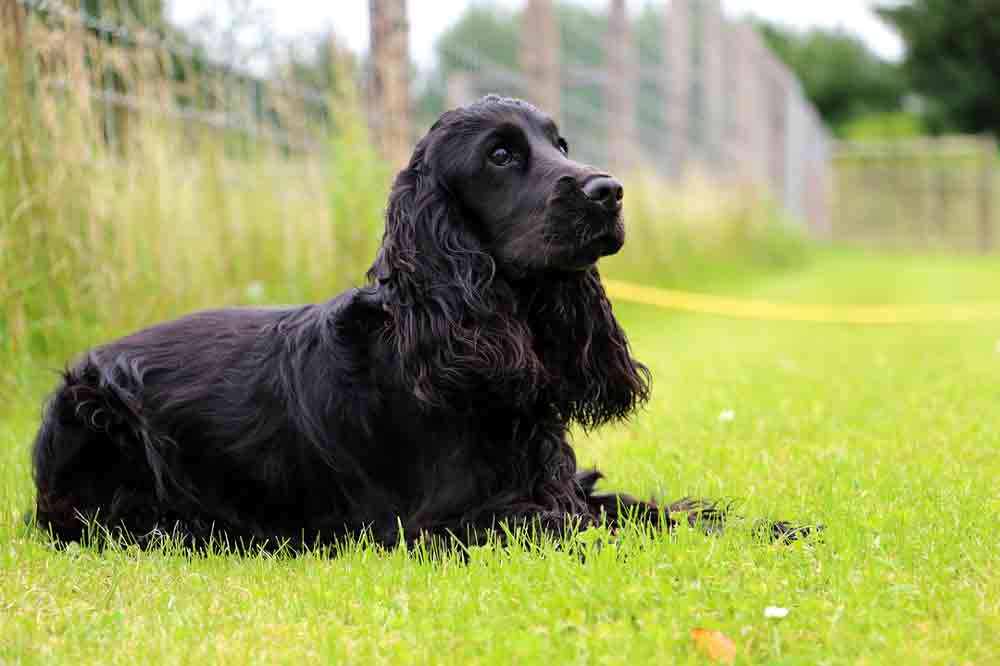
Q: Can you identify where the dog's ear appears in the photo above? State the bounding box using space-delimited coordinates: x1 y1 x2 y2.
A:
368 132 490 296
529 269 651 428
368 133 543 410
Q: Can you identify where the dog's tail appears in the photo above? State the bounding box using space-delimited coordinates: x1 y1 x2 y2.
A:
31 354 196 542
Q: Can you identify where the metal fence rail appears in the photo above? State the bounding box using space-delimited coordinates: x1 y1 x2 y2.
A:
13 0 331 154
11 0 833 232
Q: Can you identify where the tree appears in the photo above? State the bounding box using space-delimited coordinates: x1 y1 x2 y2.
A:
755 21 907 134
420 6 911 139
877 0 1000 136
281 33 357 95
634 4 668 155
416 4 610 129
436 5 519 77
413 6 518 130
80 0 168 26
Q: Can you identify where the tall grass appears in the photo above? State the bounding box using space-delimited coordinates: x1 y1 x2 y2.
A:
0 9 388 399
604 172 810 288
0 8 809 409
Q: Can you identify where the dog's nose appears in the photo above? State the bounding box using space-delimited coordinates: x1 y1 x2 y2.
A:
583 176 624 210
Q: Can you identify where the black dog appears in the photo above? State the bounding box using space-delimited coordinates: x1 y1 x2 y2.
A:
31 95 698 549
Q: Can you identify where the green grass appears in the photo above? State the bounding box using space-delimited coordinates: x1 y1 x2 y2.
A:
2 251 999 664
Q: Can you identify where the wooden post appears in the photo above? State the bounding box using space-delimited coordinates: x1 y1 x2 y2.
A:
1 0 27 60
1 0 30 170
368 0 411 168
1 0 32 351
605 0 635 174
728 23 766 185
520 0 560 120
1 0 28 106
702 0 724 166
665 0 690 179
980 136 995 253
762 53 790 207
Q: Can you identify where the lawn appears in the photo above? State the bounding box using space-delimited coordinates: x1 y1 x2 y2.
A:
1 251 998 664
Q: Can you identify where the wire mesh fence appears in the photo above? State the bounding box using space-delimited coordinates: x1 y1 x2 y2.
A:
833 136 997 252
10 0 335 157
8 0 833 233
372 0 833 233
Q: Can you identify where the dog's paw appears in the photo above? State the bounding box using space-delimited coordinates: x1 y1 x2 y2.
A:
754 520 824 544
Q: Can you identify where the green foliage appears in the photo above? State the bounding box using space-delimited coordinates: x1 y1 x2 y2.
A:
756 21 907 134
0 4 807 408
556 3 605 70
4 252 1000 663
436 5 519 76
414 5 519 129
80 0 167 25
5 9 1000 662
417 2 663 158
5 14 1000 662
418 3 611 123
430 3 611 80
283 33 358 99
556 4 608 160
840 111 926 140
0 22 385 380
877 0 1000 136
603 175 811 289
326 82 391 289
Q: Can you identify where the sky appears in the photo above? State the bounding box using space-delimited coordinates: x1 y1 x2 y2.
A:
169 1 904 66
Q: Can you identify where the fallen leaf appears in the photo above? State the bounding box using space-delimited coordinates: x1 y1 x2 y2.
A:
692 628 737 664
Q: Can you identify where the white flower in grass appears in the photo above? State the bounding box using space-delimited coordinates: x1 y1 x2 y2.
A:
764 606 789 619
245 281 266 304
718 409 736 423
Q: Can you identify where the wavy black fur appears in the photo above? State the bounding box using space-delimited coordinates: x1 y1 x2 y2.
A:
31 96 674 550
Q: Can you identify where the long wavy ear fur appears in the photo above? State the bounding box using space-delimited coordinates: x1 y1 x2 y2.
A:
526 269 651 428
367 135 545 410
368 116 649 424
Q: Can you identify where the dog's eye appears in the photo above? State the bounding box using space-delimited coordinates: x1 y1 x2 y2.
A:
489 146 514 166
557 139 569 156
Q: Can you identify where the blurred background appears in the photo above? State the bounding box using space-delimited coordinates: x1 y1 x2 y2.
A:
0 0 998 398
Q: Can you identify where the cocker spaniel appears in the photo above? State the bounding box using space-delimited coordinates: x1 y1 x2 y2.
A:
31 95 707 550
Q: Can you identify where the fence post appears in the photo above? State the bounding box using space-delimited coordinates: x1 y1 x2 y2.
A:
729 23 765 185
1 0 30 162
520 0 560 120
605 0 635 174
1 0 28 100
761 53 790 206
665 0 690 179
980 136 995 253
1 0 26 59
702 0 724 166
368 0 411 168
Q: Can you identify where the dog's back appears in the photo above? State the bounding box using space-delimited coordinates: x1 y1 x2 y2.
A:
31 294 379 546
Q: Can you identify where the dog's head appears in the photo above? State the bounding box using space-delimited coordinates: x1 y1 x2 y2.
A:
369 96 647 422
410 95 625 274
